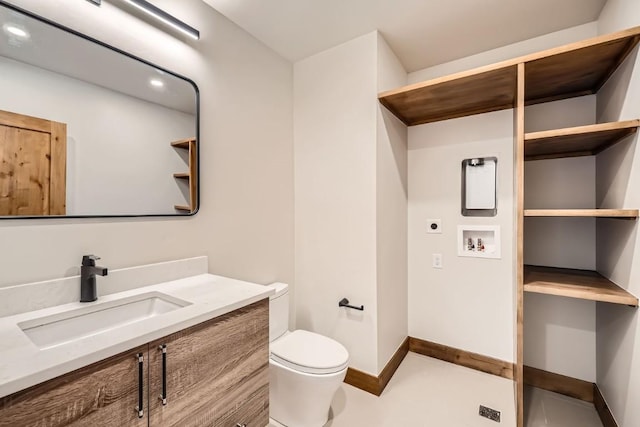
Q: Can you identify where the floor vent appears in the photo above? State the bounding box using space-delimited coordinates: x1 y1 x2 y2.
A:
479 405 501 422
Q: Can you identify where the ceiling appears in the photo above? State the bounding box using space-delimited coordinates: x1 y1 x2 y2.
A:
203 0 607 72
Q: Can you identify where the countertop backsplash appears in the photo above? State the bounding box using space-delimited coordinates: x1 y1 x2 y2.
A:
0 256 208 318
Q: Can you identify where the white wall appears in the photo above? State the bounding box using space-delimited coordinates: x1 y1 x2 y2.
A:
596 1 640 425
408 110 515 361
376 34 408 372
409 22 598 84
0 1 294 297
294 31 409 376
294 32 379 375
407 24 599 367
0 56 193 215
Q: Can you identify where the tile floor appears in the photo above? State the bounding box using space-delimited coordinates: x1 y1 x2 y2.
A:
524 386 603 427
326 353 516 427
271 352 604 427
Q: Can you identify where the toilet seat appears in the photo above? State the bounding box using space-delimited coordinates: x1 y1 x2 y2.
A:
270 330 349 375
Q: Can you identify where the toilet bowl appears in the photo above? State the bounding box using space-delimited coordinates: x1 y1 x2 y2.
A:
267 283 349 427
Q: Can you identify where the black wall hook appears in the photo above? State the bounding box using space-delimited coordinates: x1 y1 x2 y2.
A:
339 298 364 311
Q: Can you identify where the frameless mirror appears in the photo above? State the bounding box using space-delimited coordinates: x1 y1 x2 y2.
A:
0 1 199 218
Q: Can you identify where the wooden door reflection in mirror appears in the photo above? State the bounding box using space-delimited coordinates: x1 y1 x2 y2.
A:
0 110 66 215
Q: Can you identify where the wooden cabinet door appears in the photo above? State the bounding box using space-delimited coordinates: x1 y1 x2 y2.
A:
148 299 269 427
0 109 66 216
0 345 148 427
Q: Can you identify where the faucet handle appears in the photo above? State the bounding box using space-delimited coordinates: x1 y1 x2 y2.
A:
82 255 100 266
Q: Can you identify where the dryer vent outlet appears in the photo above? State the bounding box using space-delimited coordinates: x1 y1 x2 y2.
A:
479 405 501 422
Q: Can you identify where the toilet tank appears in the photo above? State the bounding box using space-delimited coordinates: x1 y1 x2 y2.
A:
268 282 289 342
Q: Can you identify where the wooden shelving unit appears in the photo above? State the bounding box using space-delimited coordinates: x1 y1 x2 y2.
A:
170 138 193 149
524 265 638 306
378 26 640 126
376 24 640 427
524 209 639 219
525 120 640 160
171 137 197 214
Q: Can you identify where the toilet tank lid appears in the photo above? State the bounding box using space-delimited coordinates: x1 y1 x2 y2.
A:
267 282 289 299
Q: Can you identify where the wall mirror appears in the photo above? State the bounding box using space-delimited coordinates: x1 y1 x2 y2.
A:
0 1 199 218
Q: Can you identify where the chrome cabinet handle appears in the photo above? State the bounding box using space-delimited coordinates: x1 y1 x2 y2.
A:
159 344 168 405
235 424 247 427
135 353 144 418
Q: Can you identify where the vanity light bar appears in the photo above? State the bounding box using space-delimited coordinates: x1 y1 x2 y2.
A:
123 0 200 40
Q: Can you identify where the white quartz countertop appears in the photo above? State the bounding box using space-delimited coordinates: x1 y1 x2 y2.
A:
0 273 273 398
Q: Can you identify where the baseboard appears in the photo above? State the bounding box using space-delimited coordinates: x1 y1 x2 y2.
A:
409 337 514 380
344 337 409 396
379 337 410 392
344 368 380 395
594 384 619 427
523 366 594 402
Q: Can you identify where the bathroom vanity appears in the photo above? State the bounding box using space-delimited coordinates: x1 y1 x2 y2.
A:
0 260 272 427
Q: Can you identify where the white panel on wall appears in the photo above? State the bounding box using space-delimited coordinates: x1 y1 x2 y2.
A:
463 158 497 212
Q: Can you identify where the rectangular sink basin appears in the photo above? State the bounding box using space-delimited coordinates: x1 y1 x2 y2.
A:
19 292 191 350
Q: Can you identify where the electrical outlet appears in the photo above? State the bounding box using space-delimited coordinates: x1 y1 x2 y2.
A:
479 405 501 422
426 219 442 234
432 253 442 269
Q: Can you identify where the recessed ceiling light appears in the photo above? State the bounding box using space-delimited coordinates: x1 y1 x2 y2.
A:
150 78 164 88
3 24 30 39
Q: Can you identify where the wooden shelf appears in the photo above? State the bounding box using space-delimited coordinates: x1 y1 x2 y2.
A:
524 29 640 106
379 65 518 126
171 137 196 150
378 26 640 126
524 265 638 306
525 120 640 160
524 209 639 219
171 137 197 212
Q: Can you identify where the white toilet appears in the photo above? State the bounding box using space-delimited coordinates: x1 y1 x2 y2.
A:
268 283 349 427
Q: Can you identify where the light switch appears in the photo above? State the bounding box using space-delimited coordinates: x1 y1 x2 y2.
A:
432 253 443 269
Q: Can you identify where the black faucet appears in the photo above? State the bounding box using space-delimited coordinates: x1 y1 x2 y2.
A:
80 255 108 302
